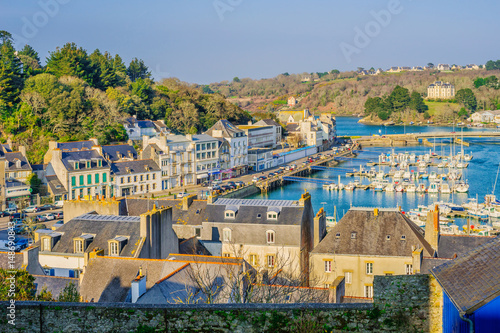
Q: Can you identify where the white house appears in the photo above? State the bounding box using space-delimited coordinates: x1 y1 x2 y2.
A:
111 159 161 197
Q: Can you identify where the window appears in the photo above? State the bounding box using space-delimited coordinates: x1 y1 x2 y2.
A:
74 240 83 253
86 161 91 169
366 262 373 275
134 176 137 182
225 211 235 219
324 284 331 289
87 174 92 185
406 264 413 275
345 272 352 284
146 184 149 191
223 228 231 242
140 175 143 182
74 162 79 170
335 233 341 238
103 173 107 183
152 173 156 180
146 174 149 181
364 285 373 298
386 235 391 241
95 173 99 184
401 235 406 240
120 177 124 184
267 212 278 220
222 253 230 258
127 176 131 183
42 237 50 251
152 184 156 190
109 242 119 256
71 176 76 187
79 175 84 186
325 260 332 273
194 227 201 238
98 160 102 167
267 255 275 268
351 232 357 239
249 254 258 266
140 185 143 192
266 230 275 244
71 190 75 200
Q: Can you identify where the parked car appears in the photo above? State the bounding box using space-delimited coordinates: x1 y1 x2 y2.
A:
42 213 56 221
36 215 47 222
0 238 27 252
258 176 267 181
6 207 17 214
55 212 64 219
23 205 40 213
201 181 209 187
290 164 297 170
9 213 26 222
212 179 222 185
235 181 245 187
220 185 231 191
252 177 259 183
39 204 54 211
268 172 276 177
0 211 10 217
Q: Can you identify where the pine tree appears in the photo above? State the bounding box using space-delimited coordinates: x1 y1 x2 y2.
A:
0 40 23 108
127 58 151 82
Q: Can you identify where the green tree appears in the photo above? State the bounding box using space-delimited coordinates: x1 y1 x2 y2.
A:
127 58 151 82
377 110 389 120
474 77 485 88
90 49 119 89
46 43 96 86
0 269 36 301
130 78 154 105
233 77 241 83
388 85 410 112
0 30 13 45
0 40 24 107
409 92 428 113
58 282 80 302
458 107 468 118
427 63 434 68
455 88 477 112
364 97 384 114
27 173 42 194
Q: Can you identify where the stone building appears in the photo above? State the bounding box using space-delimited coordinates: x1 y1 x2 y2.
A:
427 81 455 99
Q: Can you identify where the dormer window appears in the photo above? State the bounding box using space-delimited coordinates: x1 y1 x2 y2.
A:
267 212 278 220
224 206 238 219
351 232 357 239
98 160 102 167
86 161 91 169
108 236 128 256
74 162 79 170
386 235 391 241
335 233 341 239
74 234 93 253
225 211 235 219
15 160 21 168
42 236 51 251
401 235 406 241
266 230 275 244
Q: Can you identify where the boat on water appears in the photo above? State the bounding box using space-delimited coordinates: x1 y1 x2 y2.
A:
395 184 404 192
344 182 356 191
374 183 385 192
418 161 427 168
454 182 469 193
420 172 429 179
406 184 416 192
467 208 489 219
384 183 395 192
464 153 473 161
416 183 427 193
448 170 462 181
323 183 338 191
429 171 438 180
437 162 446 168
428 182 439 193
440 183 452 194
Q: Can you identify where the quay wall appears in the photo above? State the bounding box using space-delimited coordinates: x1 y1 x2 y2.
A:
0 275 442 333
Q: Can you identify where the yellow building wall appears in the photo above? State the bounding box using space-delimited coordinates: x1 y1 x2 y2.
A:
309 253 414 297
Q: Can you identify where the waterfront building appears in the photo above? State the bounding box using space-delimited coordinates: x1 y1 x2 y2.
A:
205 120 248 176
427 81 455 99
111 159 161 197
44 139 98 164
247 147 274 171
254 118 283 147
237 123 277 148
99 144 138 162
1 147 33 210
470 110 500 123
191 134 220 183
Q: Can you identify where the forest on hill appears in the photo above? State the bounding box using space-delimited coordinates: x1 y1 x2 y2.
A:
205 67 500 122
0 31 250 164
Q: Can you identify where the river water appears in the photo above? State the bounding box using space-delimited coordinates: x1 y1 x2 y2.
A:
248 117 500 228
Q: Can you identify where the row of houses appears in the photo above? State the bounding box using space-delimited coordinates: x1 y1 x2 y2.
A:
469 110 500 123
6 193 499 324
3 115 335 206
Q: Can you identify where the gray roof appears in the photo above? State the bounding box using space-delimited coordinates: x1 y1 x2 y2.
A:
205 120 244 138
61 150 108 172
31 164 45 171
255 119 280 127
214 198 300 208
1 144 12 152
57 140 95 151
437 235 496 259
80 256 186 303
120 198 208 226
111 159 160 176
5 152 31 171
431 236 500 315
44 214 143 257
46 175 67 195
191 134 217 143
312 209 434 257
420 257 451 274
286 124 300 133
136 120 155 129
0 251 23 270
102 145 137 161
33 275 79 299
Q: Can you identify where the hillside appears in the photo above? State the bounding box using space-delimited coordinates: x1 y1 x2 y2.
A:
206 69 500 120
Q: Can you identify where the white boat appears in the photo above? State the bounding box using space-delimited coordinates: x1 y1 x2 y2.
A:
464 153 473 161
323 183 338 191
393 170 403 179
403 171 411 180
384 183 395 192
456 162 467 169
462 198 481 210
437 162 446 168
454 182 469 193
395 184 404 192
409 205 430 217
344 182 356 191
366 168 377 178
416 183 427 193
467 208 489 219
418 161 427 168
374 183 385 192
376 171 385 180
429 171 438 180
484 207 500 218
428 182 439 193
448 170 462 180
406 184 416 192
440 183 452 194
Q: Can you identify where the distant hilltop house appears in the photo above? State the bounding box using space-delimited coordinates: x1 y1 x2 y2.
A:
288 96 297 107
123 116 170 141
278 109 312 124
411 66 424 71
427 81 455 99
358 69 383 76
465 64 480 70
437 64 451 71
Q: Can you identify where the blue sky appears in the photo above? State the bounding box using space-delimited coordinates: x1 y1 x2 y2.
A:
2 0 499 84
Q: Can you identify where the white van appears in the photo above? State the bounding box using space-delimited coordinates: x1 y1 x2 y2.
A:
54 201 64 208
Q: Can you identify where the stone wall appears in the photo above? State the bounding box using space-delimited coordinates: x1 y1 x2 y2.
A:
0 274 441 332
219 184 261 199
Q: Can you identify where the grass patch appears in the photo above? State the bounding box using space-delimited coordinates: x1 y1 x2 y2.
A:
424 101 460 116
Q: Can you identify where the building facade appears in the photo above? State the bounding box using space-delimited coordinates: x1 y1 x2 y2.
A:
427 81 455 99
111 159 161 197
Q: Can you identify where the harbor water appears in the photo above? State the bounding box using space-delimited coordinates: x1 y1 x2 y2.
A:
248 117 500 229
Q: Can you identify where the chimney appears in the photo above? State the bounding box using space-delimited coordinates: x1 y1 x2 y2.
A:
186 134 193 141
6 138 12 150
52 148 62 161
89 138 99 146
131 269 147 303
142 135 149 150
425 205 440 251
127 139 133 146
92 145 103 156
182 194 197 211
248 121 252 125
128 150 134 159
298 189 311 207
84 248 104 267
313 207 326 248
18 145 26 157
22 246 41 274
140 206 177 259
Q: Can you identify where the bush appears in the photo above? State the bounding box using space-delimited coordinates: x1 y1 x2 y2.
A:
377 110 389 120
423 111 431 119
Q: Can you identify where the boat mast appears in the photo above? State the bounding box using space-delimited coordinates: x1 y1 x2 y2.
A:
493 163 500 195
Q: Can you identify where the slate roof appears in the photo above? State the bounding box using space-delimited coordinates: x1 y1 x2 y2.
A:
420 257 452 274
46 175 67 195
57 140 95 151
0 251 24 270
79 256 186 302
43 214 143 257
278 110 310 123
5 152 31 171
111 159 160 176
137 120 155 129
437 235 496 259
31 164 45 171
255 119 281 127
312 208 434 257
1 144 12 152
178 237 211 256
191 134 217 143
33 275 79 299
102 145 137 161
286 124 300 133
431 236 500 314
205 120 244 138
61 150 108 172
120 198 208 226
